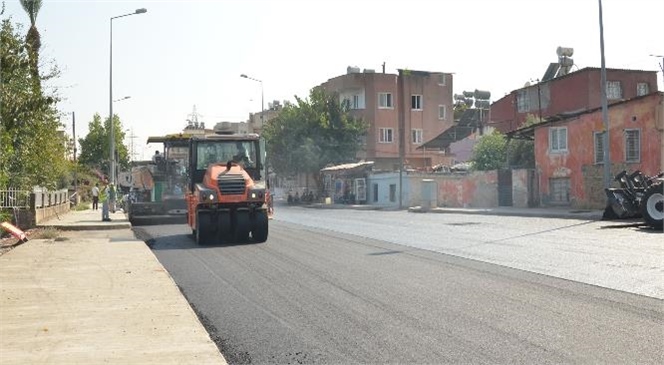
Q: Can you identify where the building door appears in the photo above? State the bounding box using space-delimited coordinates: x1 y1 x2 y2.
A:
498 169 513 206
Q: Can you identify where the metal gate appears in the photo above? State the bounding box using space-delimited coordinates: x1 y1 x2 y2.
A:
498 169 513 206
527 169 539 207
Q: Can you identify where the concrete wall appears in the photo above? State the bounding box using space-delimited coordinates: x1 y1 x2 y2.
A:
34 203 70 225
435 171 498 208
368 170 529 208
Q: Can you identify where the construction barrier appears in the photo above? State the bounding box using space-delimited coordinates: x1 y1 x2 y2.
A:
1 221 28 242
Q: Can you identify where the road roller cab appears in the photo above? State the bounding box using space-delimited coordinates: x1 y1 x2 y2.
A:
187 133 269 244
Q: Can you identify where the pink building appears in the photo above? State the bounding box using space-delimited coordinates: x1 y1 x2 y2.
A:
320 67 454 170
514 92 663 208
490 68 659 133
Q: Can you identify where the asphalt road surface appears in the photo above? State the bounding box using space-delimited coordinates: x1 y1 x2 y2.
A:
137 208 663 364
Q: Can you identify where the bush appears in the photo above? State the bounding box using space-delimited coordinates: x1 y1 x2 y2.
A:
74 202 90 211
31 228 60 239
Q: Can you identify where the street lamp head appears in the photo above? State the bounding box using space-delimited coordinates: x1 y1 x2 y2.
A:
240 74 248 78
135 8 147 14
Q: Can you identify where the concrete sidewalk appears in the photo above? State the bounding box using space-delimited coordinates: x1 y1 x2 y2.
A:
1 212 226 365
299 201 604 221
37 208 130 230
411 206 605 221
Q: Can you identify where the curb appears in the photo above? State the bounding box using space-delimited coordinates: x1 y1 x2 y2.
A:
36 223 132 231
412 207 603 221
300 204 384 211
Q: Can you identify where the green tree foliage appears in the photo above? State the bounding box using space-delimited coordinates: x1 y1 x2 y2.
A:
0 17 68 189
470 129 535 171
470 131 507 171
262 87 367 177
78 113 129 175
18 0 42 82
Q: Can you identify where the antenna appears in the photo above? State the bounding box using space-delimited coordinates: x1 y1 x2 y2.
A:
126 128 139 162
186 105 203 129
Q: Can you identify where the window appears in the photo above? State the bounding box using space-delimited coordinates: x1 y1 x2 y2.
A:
373 184 378 202
196 141 258 170
517 90 529 112
549 127 567 153
379 128 394 143
625 129 640 162
438 105 447 120
594 131 604 164
352 94 360 109
411 129 423 144
607 81 622 100
411 95 422 110
389 184 397 202
549 178 571 204
378 93 393 108
636 83 649 96
438 74 446 86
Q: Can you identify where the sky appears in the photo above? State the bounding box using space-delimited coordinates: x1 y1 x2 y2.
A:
2 0 663 160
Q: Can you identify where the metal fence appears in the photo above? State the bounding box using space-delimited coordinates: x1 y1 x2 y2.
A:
33 188 69 209
0 188 31 209
0 188 70 209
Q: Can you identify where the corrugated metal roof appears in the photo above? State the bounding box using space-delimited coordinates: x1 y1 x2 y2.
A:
320 161 374 172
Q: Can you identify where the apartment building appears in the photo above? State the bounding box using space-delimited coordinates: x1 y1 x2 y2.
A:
320 66 454 170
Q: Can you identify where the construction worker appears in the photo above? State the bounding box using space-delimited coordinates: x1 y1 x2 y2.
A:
100 181 110 222
108 183 117 213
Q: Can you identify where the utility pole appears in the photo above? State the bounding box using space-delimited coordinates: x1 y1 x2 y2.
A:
72 111 77 197
397 69 406 210
599 0 611 189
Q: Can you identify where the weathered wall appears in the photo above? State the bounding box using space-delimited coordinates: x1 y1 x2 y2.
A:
368 169 538 208
34 203 70 225
435 171 499 208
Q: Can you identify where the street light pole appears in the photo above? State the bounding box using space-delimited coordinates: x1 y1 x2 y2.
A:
598 0 611 190
109 8 146 184
240 74 264 133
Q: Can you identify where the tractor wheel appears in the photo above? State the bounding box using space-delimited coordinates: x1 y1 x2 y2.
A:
234 210 250 242
640 182 663 230
195 211 212 245
218 211 232 244
252 210 269 243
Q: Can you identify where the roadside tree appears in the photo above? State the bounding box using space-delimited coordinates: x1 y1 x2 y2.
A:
78 113 129 175
0 16 68 189
262 87 367 180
